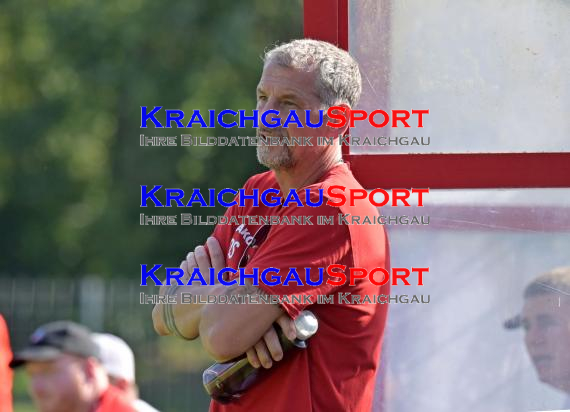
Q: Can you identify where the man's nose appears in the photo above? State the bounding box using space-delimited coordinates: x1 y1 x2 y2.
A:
258 97 284 115
258 99 286 127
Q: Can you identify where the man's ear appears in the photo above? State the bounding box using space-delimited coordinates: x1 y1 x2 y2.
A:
82 357 100 383
324 103 351 137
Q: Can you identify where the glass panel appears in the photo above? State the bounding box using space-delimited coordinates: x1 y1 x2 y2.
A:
373 188 570 412
349 0 570 154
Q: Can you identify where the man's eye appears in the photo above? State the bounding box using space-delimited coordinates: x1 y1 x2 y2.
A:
283 101 297 107
257 95 267 101
521 320 530 331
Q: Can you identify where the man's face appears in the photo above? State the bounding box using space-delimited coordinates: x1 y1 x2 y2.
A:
522 294 570 391
25 355 91 412
255 61 334 170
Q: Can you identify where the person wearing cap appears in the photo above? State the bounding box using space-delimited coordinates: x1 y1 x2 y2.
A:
10 320 135 412
93 333 159 412
0 314 13 412
505 266 570 409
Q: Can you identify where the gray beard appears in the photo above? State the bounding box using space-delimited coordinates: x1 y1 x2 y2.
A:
256 144 294 170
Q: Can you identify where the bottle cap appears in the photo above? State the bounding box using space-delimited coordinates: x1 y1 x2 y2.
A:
294 310 318 340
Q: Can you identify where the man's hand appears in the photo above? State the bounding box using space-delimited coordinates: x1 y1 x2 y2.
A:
246 314 296 369
191 237 296 366
184 238 297 366
152 236 290 362
152 237 226 338
190 236 226 282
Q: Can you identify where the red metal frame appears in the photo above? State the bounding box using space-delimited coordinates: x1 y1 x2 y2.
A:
304 0 348 49
304 0 350 161
351 153 570 189
303 0 570 190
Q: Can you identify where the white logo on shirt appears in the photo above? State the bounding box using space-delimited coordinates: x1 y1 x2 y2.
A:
228 238 240 259
236 224 255 246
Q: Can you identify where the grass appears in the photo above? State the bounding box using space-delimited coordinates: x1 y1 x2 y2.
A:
13 401 36 412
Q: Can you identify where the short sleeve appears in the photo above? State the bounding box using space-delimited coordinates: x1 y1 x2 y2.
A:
211 195 241 252
246 201 351 319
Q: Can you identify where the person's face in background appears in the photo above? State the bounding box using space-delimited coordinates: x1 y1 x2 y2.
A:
522 293 570 393
25 355 94 412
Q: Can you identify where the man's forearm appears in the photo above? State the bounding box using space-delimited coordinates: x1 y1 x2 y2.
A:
199 282 282 362
152 283 224 339
152 238 231 339
152 238 285 362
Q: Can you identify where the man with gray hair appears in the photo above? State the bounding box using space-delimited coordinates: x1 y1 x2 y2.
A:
153 39 390 411
505 266 570 409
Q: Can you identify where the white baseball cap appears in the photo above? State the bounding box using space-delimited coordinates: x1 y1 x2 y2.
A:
92 333 135 383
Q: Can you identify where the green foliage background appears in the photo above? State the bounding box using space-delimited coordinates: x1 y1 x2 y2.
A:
0 1 302 410
0 0 302 278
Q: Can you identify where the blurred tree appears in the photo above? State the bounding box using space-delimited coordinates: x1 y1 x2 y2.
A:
0 0 302 277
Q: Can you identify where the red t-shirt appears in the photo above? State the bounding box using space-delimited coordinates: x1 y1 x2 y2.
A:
0 314 12 412
210 163 390 412
96 386 136 412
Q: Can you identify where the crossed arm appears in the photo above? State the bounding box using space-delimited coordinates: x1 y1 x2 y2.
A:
152 237 296 368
